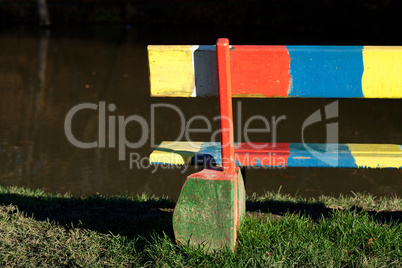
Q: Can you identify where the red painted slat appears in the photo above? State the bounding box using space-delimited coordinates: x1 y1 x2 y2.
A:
234 142 290 166
230 46 290 97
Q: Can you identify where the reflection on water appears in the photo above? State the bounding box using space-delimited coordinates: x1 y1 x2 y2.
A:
0 26 401 200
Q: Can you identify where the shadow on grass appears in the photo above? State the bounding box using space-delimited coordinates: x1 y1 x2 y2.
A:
1 192 400 241
247 199 402 225
246 199 332 221
0 193 175 240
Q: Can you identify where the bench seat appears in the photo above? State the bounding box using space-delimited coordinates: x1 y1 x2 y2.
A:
150 141 402 169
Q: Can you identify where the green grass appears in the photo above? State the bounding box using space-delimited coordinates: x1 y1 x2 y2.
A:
0 186 401 267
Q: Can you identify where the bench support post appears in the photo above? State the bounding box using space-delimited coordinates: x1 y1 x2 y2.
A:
217 38 236 173
172 38 246 251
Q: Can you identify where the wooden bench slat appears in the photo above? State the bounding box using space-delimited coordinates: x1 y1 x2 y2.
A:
150 142 402 168
148 45 402 98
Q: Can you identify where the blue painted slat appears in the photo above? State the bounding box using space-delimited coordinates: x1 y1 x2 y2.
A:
287 46 365 98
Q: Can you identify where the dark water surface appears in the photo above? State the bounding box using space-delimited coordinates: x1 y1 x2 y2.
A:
0 25 401 200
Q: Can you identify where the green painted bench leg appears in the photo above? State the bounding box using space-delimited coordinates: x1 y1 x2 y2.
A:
173 167 246 252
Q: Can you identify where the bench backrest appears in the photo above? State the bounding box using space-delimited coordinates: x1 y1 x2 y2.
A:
148 41 402 98
148 38 402 173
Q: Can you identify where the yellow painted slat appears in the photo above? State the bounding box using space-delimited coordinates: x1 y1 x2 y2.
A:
149 141 204 165
362 46 402 98
348 144 402 168
148 45 195 97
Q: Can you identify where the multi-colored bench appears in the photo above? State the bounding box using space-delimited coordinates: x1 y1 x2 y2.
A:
147 39 402 251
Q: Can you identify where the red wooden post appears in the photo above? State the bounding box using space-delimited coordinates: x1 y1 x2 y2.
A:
171 39 245 252
216 38 235 173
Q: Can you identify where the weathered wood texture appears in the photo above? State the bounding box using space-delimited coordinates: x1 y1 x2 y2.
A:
150 142 402 169
173 168 245 251
148 45 402 98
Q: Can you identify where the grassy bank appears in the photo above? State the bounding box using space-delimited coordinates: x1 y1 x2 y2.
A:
0 186 401 267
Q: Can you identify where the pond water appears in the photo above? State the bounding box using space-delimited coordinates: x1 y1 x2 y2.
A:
0 25 401 200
